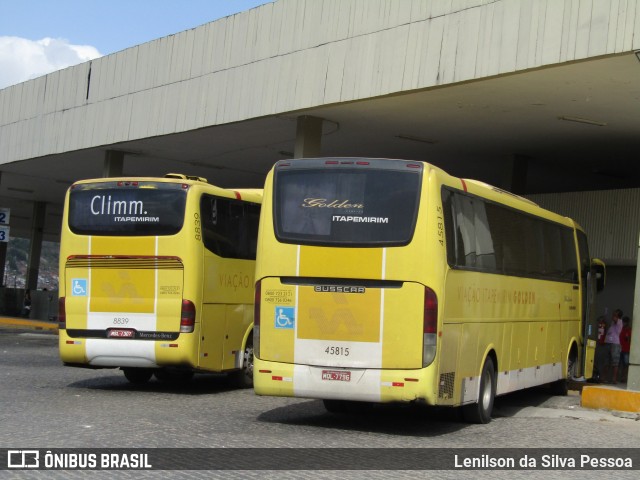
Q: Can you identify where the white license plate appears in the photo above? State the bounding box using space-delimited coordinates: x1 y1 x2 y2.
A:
321 370 351 382
107 329 135 338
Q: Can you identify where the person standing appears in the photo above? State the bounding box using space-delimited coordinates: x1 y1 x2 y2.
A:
593 315 608 382
21 289 32 318
603 309 624 384
619 316 632 383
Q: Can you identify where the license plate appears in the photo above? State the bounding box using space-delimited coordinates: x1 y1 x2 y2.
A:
107 329 135 338
322 370 351 382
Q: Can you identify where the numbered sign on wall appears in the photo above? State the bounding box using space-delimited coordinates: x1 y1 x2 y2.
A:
0 208 9 225
0 208 10 242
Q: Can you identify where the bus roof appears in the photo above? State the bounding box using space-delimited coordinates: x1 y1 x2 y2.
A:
70 175 263 204
272 157 576 229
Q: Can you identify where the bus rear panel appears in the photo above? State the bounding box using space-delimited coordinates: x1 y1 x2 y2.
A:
254 159 441 404
59 177 261 385
59 180 195 370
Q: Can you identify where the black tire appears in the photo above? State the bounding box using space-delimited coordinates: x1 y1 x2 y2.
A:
122 368 153 385
462 357 496 424
229 337 253 388
551 350 577 396
323 399 373 414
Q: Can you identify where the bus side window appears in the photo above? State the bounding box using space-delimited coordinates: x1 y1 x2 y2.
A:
442 189 496 271
561 230 578 282
200 194 260 260
454 194 476 267
542 222 562 277
246 205 260 259
472 201 496 270
444 187 579 282
201 196 237 258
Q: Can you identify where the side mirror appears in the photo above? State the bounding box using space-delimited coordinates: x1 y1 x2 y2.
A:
592 258 606 292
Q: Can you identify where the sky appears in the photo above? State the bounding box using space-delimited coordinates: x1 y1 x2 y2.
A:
0 0 271 89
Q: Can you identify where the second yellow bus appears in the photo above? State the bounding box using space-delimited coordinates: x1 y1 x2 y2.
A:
59 174 261 386
253 158 604 422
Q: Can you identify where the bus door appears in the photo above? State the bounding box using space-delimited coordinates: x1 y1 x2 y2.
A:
577 230 598 378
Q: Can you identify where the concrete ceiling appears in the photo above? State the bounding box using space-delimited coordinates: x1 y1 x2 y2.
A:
2 52 640 242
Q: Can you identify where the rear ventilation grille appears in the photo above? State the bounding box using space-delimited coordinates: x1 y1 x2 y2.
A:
66 256 183 269
438 372 455 399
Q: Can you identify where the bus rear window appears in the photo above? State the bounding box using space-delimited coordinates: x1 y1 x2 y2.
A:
68 182 187 236
274 165 421 246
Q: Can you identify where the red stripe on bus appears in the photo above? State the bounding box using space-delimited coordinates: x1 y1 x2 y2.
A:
461 179 468 192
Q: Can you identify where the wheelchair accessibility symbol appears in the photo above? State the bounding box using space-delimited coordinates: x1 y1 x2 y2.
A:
275 306 295 329
72 279 88 296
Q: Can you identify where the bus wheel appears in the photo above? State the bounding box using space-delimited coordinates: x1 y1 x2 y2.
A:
462 357 496 424
230 338 254 388
551 350 577 396
122 368 153 385
323 400 373 414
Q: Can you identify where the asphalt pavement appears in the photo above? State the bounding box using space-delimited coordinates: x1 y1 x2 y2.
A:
1 315 638 419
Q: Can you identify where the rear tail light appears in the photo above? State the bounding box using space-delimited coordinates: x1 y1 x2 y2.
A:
58 297 66 329
253 280 261 358
423 287 438 367
424 287 437 334
180 300 196 333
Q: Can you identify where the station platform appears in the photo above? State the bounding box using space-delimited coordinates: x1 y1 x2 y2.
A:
0 315 638 415
580 383 640 414
0 315 59 332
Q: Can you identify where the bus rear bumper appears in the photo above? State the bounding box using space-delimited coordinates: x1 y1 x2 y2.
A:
254 357 435 404
59 331 197 369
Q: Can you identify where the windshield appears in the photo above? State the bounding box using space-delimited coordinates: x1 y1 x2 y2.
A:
273 159 422 247
68 181 187 236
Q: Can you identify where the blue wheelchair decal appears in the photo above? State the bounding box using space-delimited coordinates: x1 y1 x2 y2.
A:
275 307 295 329
72 279 88 296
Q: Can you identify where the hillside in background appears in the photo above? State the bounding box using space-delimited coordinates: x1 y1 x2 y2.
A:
3 238 59 290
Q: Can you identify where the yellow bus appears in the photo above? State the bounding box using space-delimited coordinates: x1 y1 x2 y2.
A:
253 158 604 422
59 174 261 386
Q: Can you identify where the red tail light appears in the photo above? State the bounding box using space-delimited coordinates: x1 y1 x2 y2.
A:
423 287 438 334
423 287 438 368
180 300 196 333
58 297 66 329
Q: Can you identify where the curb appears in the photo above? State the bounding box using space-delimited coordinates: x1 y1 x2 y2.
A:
581 385 640 414
0 317 59 332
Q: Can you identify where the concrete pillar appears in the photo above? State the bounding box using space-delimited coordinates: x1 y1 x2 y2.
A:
0 171 5 285
294 116 323 158
627 232 640 391
0 242 7 286
501 154 529 194
103 150 124 177
25 202 46 291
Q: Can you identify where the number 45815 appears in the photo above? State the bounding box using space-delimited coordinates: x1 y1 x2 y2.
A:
325 346 350 357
